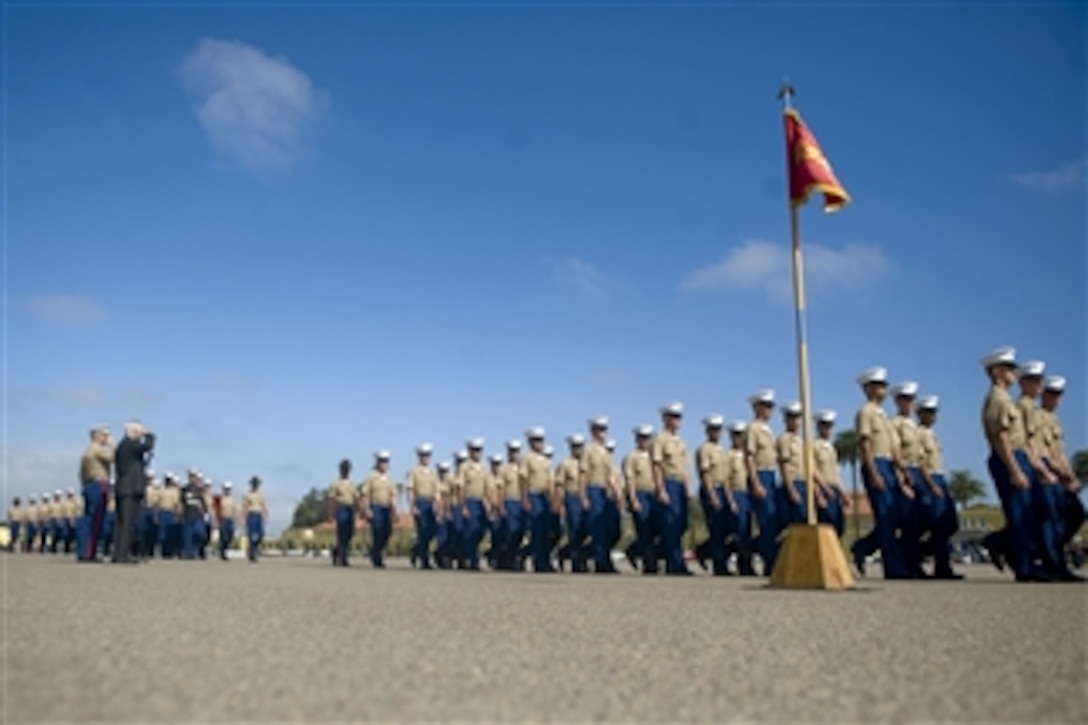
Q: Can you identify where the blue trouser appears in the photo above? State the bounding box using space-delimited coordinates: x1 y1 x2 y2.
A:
818 490 845 538
448 503 466 566
1033 480 1067 575
631 490 658 572
529 492 553 572
990 450 1039 579
435 512 449 560
702 485 729 575
45 519 58 553
369 504 392 566
158 511 177 558
751 470 780 574
927 474 957 576
604 495 621 553
656 479 687 573
246 512 263 561
136 507 154 557
26 523 38 552
855 457 909 578
1062 489 1086 549
894 470 923 575
9 522 20 551
779 480 807 527
729 490 755 573
334 504 355 565
504 500 525 568
563 493 588 571
412 498 436 568
587 484 613 571
181 517 203 559
100 511 116 556
219 518 235 559
78 483 106 561
463 497 486 569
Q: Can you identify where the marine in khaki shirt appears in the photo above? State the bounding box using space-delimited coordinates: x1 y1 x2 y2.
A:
79 427 114 483
725 423 749 494
25 500 40 525
405 463 438 501
218 487 238 521
1016 362 1059 485
813 411 845 507
980 347 1029 490
7 500 24 526
914 397 947 499
329 477 358 506
777 403 805 505
623 425 656 500
157 483 181 514
499 442 523 503
519 430 553 502
460 457 489 500
889 382 922 473
556 436 585 501
242 488 268 516
697 415 733 511
360 469 397 508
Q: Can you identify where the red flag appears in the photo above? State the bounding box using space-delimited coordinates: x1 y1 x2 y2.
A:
784 107 850 212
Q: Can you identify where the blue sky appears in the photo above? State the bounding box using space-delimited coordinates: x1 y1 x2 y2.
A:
4 1 1084 533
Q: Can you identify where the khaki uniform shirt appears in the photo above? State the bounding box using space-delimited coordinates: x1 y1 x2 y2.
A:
79 444 114 483
405 465 438 500
581 441 612 485
25 504 40 524
242 491 267 514
623 450 655 493
1018 395 1043 449
776 432 803 482
62 498 79 519
219 494 237 519
361 472 396 507
555 457 582 495
892 415 922 467
697 441 727 485
746 421 777 470
145 487 160 510
499 462 522 501
983 386 1026 451
1038 409 1065 460
157 487 181 513
917 426 943 474
725 449 748 492
329 478 358 506
8 505 23 524
520 451 553 494
460 460 488 499
814 439 839 487
651 431 689 480
856 402 894 458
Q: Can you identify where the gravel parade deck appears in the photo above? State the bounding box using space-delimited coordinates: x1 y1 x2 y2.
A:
3 555 1085 723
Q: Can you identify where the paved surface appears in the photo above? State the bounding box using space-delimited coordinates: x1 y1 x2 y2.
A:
3 555 1085 723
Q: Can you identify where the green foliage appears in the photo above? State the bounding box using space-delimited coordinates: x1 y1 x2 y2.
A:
291 487 330 529
947 469 986 510
834 430 860 466
1072 449 1088 484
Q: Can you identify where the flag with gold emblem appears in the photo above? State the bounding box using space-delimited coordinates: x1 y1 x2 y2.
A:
784 107 850 212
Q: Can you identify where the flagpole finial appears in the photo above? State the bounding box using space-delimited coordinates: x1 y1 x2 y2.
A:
777 79 795 109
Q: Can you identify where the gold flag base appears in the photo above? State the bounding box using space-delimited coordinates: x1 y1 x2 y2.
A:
768 523 856 590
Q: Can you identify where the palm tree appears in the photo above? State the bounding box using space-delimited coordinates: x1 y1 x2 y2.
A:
834 430 861 538
1073 449 1088 484
947 469 986 510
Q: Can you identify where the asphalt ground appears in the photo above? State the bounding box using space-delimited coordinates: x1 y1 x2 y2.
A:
3 554 1085 723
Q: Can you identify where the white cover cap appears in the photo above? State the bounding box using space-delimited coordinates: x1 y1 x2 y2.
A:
815 409 837 423
702 414 725 428
454 450 468 461
375 450 391 461
890 381 919 398
588 416 609 429
1017 360 1046 378
1043 375 1066 393
783 401 803 416
633 424 654 437
490 454 503 464
437 461 451 471
729 421 748 433
416 443 433 455
605 439 616 451
916 395 939 410
506 439 523 450
525 426 546 440
857 366 888 385
466 438 484 450
223 481 233 489
659 401 684 416
981 346 1017 368
748 389 775 405
566 433 585 446
543 445 555 457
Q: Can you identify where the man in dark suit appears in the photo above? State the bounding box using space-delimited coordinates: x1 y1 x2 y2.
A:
113 420 155 564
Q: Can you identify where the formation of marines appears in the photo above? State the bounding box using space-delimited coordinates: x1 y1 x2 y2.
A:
5 347 1083 583
6 448 271 564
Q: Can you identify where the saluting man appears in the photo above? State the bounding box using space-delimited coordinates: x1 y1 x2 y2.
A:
745 390 780 575
360 451 397 569
406 444 439 570
915 396 961 579
850 367 910 579
328 459 357 567
652 402 692 576
980 347 1049 582
813 411 848 538
520 427 555 573
460 439 490 570
776 402 806 528
242 476 269 563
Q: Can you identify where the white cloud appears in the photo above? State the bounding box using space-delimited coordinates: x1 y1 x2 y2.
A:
176 38 329 174
553 257 610 297
23 294 106 327
1006 157 1087 193
1 446 83 500
681 238 890 304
